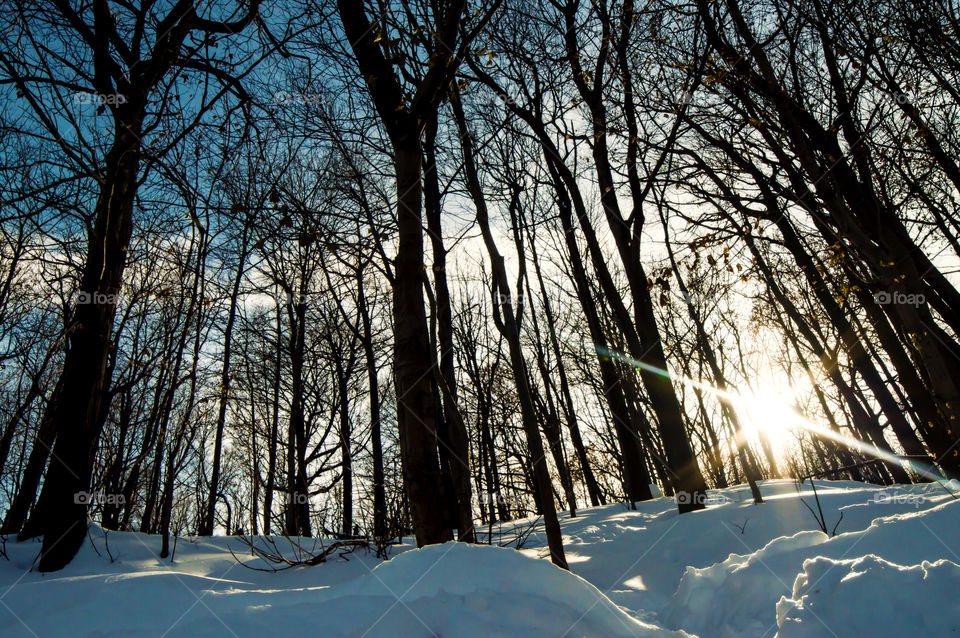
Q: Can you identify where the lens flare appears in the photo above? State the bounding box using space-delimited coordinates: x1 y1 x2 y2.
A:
592 345 942 482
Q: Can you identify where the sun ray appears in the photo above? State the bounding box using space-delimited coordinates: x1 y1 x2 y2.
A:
592 344 943 483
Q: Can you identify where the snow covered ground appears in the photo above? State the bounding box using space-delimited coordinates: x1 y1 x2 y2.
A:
1 479 958 637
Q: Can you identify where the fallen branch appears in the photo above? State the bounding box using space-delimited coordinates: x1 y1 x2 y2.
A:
499 516 542 550
229 535 370 572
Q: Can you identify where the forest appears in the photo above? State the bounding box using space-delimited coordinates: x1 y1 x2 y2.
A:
0 0 958 596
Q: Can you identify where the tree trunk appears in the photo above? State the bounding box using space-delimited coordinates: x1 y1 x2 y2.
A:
358 277 387 541
284 296 311 536
392 138 452 546
452 95 566 567
200 225 250 535
335 353 353 537
529 234 603 507
423 119 475 542
24 121 142 571
263 304 283 535
2 379 61 536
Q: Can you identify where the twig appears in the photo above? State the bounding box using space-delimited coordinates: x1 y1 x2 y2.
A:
104 530 114 563
831 510 844 537
499 516 542 550
229 534 369 571
87 526 103 558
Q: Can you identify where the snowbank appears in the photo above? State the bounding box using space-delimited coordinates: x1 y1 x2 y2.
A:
224 543 687 638
776 555 960 637
2 479 957 637
660 484 960 637
0 533 684 637
663 530 829 637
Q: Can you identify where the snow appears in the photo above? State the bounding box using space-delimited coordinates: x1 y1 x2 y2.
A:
1 479 958 636
662 484 960 637
775 555 960 638
271 543 683 638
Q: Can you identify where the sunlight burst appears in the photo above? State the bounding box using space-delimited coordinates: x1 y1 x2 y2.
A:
734 388 797 448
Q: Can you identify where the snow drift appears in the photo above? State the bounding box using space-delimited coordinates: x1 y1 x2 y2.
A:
775 555 960 637
1 479 958 637
212 543 686 638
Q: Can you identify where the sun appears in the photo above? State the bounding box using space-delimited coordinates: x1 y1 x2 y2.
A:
733 385 800 461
